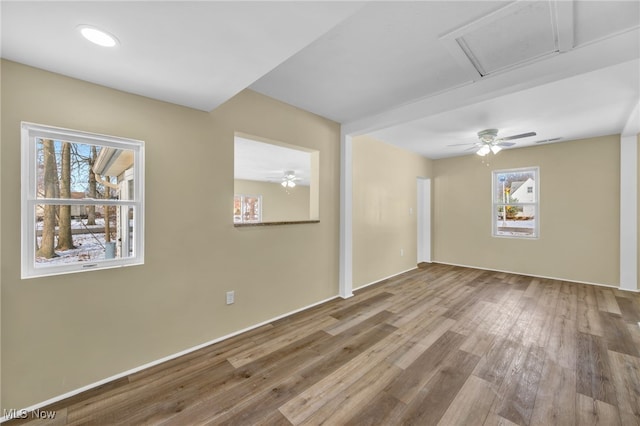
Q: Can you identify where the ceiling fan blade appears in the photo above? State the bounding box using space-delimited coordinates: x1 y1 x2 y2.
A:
534 137 562 144
447 142 477 147
464 145 479 151
498 131 537 141
496 142 516 147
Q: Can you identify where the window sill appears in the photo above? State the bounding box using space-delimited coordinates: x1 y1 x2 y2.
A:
234 220 319 227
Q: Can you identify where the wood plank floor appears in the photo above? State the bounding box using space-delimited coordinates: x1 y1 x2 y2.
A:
8 264 640 425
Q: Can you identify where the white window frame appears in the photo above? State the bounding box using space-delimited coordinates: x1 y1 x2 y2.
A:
21 122 145 279
233 194 262 224
492 166 539 239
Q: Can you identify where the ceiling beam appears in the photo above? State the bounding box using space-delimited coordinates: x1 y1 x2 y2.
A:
553 0 575 52
343 27 639 136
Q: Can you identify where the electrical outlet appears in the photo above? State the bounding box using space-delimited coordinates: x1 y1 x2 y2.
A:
226 291 235 305
400 248 404 256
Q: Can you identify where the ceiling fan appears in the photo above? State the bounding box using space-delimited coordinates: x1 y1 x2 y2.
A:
280 170 300 188
450 128 537 156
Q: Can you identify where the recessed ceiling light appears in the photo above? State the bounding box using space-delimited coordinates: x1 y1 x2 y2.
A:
78 25 119 48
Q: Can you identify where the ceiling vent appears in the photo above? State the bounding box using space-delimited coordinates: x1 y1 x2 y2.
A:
440 0 574 79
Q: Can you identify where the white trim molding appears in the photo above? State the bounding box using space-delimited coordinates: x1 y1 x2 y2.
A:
434 261 636 292
20 122 145 279
353 267 418 292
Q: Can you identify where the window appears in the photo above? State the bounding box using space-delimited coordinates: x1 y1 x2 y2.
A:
233 194 262 224
492 167 538 238
21 122 144 278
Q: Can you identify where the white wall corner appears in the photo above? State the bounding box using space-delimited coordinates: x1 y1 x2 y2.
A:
339 131 354 298
622 99 640 137
620 133 638 291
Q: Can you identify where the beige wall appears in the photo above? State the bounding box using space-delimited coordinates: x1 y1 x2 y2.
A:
352 135 432 288
638 133 640 289
1 60 340 410
1 59 634 411
433 135 620 286
234 179 310 222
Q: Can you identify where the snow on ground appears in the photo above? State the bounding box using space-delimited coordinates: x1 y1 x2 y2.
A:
36 218 113 264
36 217 107 230
496 219 535 236
498 219 535 229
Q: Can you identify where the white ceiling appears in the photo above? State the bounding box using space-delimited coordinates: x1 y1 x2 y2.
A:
369 58 639 158
2 1 639 163
234 137 312 186
1 1 364 111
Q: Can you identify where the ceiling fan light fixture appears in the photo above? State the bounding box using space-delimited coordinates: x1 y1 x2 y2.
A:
78 25 119 47
458 129 536 157
281 170 297 188
280 170 296 188
281 179 296 188
476 145 491 156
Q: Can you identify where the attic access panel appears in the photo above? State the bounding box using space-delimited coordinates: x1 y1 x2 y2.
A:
440 1 571 79
458 1 558 76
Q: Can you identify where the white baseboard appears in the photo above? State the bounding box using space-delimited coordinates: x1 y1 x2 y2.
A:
1 294 340 423
5 261 635 422
433 261 638 292
353 267 418 292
